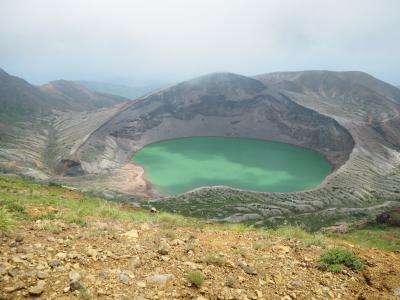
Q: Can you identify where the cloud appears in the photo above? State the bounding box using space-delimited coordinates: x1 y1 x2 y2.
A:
0 0 399 85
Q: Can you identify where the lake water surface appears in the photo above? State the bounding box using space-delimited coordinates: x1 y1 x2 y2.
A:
132 137 331 195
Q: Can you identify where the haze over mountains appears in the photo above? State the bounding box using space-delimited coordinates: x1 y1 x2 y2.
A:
75 80 165 99
0 68 127 121
1 66 400 226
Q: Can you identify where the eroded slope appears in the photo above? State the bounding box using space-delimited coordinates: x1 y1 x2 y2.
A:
74 73 353 182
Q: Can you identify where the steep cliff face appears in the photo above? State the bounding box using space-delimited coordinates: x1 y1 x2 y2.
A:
76 73 354 175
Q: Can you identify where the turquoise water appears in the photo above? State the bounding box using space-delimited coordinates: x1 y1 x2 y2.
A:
132 137 331 196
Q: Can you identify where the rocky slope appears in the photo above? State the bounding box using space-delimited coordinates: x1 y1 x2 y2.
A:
73 72 353 176
0 68 129 180
0 176 399 300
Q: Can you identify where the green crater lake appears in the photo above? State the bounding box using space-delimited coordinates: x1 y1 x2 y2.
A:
132 137 332 196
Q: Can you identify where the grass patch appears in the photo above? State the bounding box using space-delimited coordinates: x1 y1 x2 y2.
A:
271 225 310 240
303 234 326 248
187 271 204 288
40 223 63 234
266 225 326 248
0 175 398 255
319 247 365 272
0 207 15 232
0 176 204 231
329 224 400 252
204 254 225 266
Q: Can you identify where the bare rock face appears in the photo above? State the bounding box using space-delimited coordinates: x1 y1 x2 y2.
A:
76 72 354 175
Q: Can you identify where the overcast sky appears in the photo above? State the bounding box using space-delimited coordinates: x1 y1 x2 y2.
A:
0 0 399 85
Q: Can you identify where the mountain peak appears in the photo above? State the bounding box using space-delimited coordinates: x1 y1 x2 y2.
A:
175 72 266 95
0 67 9 77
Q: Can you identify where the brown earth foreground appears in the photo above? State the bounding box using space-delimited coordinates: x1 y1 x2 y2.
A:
1 218 399 300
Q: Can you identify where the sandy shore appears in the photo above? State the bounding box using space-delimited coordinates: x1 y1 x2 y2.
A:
104 163 155 198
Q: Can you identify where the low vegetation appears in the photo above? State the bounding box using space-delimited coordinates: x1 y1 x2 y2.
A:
187 271 205 288
328 224 400 252
204 254 225 266
0 175 398 254
0 207 15 232
319 248 365 272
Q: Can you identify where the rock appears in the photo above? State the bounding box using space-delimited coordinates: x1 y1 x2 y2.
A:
122 229 139 239
15 235 24 243
289 280 304 288
131 257 141 268
49 259 61 268
171 239 184 246
157 242 171 255
8 268 18 277
70 280 84 292
272 245 290 254
0 267 6 276
320 224 349 234
37 271 49 280
69 270 81 282
56 252 67 260
394 288 400 297
376 209 400 227
12 256 24 263
29 280 46 296
87 248 98 258
119 273 129 285
68 251 79 259
238 261 257 275
137 281 147 288
4 281 25 293
69 269 84 291
184 261 202 269
140 223 150 231
146 274 174 285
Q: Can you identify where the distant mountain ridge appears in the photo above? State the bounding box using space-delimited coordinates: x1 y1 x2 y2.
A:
255 70 400 122
75 80 165 99
0 68 127 121
40 80 127 111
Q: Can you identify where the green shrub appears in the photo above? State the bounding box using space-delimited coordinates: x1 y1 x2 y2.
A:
0 207 15 232
187 271 204 288
319 247 365 272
